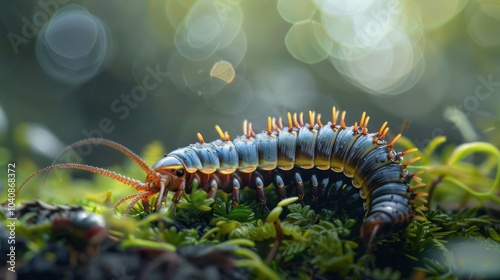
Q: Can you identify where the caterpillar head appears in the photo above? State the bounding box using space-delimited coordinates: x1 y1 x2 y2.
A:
150 155 186 180
15 139 187 215
143 155 189 210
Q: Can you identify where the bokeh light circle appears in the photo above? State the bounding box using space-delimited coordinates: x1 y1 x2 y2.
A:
331 26 424 95
174 0 243 61
35 5 112 85
169 29 247 97
466 0 500 47
414 0 469 31
285 20 333 64
312 0 375 17
277 0 316 23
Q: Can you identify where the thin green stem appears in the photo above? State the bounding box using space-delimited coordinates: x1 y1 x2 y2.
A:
426 142 500 208
423 136 447 163
201 227 220 241
445 142 500 195
120 236 176 251
233 248 280 280
215 238 255 248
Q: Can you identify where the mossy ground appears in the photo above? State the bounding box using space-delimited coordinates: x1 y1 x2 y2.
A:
2 138 500 279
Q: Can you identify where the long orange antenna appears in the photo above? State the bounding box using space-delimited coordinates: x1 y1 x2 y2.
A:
114 192 144 211
51 138 155 176
17 163 149 197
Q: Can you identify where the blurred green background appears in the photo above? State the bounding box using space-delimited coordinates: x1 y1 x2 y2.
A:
0 0 499 184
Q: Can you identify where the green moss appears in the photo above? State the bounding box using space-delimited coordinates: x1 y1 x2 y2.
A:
5 137 500 279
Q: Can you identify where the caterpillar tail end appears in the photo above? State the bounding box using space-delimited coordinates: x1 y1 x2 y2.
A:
360 215 392 252
361 222 380 252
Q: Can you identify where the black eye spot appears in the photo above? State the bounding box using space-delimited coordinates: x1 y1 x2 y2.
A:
176 169 184 177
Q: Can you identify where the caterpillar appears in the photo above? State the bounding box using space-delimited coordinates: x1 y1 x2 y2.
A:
17 107 426 250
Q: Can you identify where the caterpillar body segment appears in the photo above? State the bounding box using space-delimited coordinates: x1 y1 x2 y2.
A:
17 107 425 250
254 132 278 170
294 124 317 169
313 121 337 170
211 139 239 174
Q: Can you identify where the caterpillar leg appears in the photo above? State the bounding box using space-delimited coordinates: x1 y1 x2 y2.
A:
172 179 185 205
331 180 344 195
274 173 287 200
254 172 269 212
310 174 319 202
294 172 305 201
231 177 241 207
312 176 330 209
171 179 186 218
318 177 330 198
207 178 218 199
142 198 151 213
